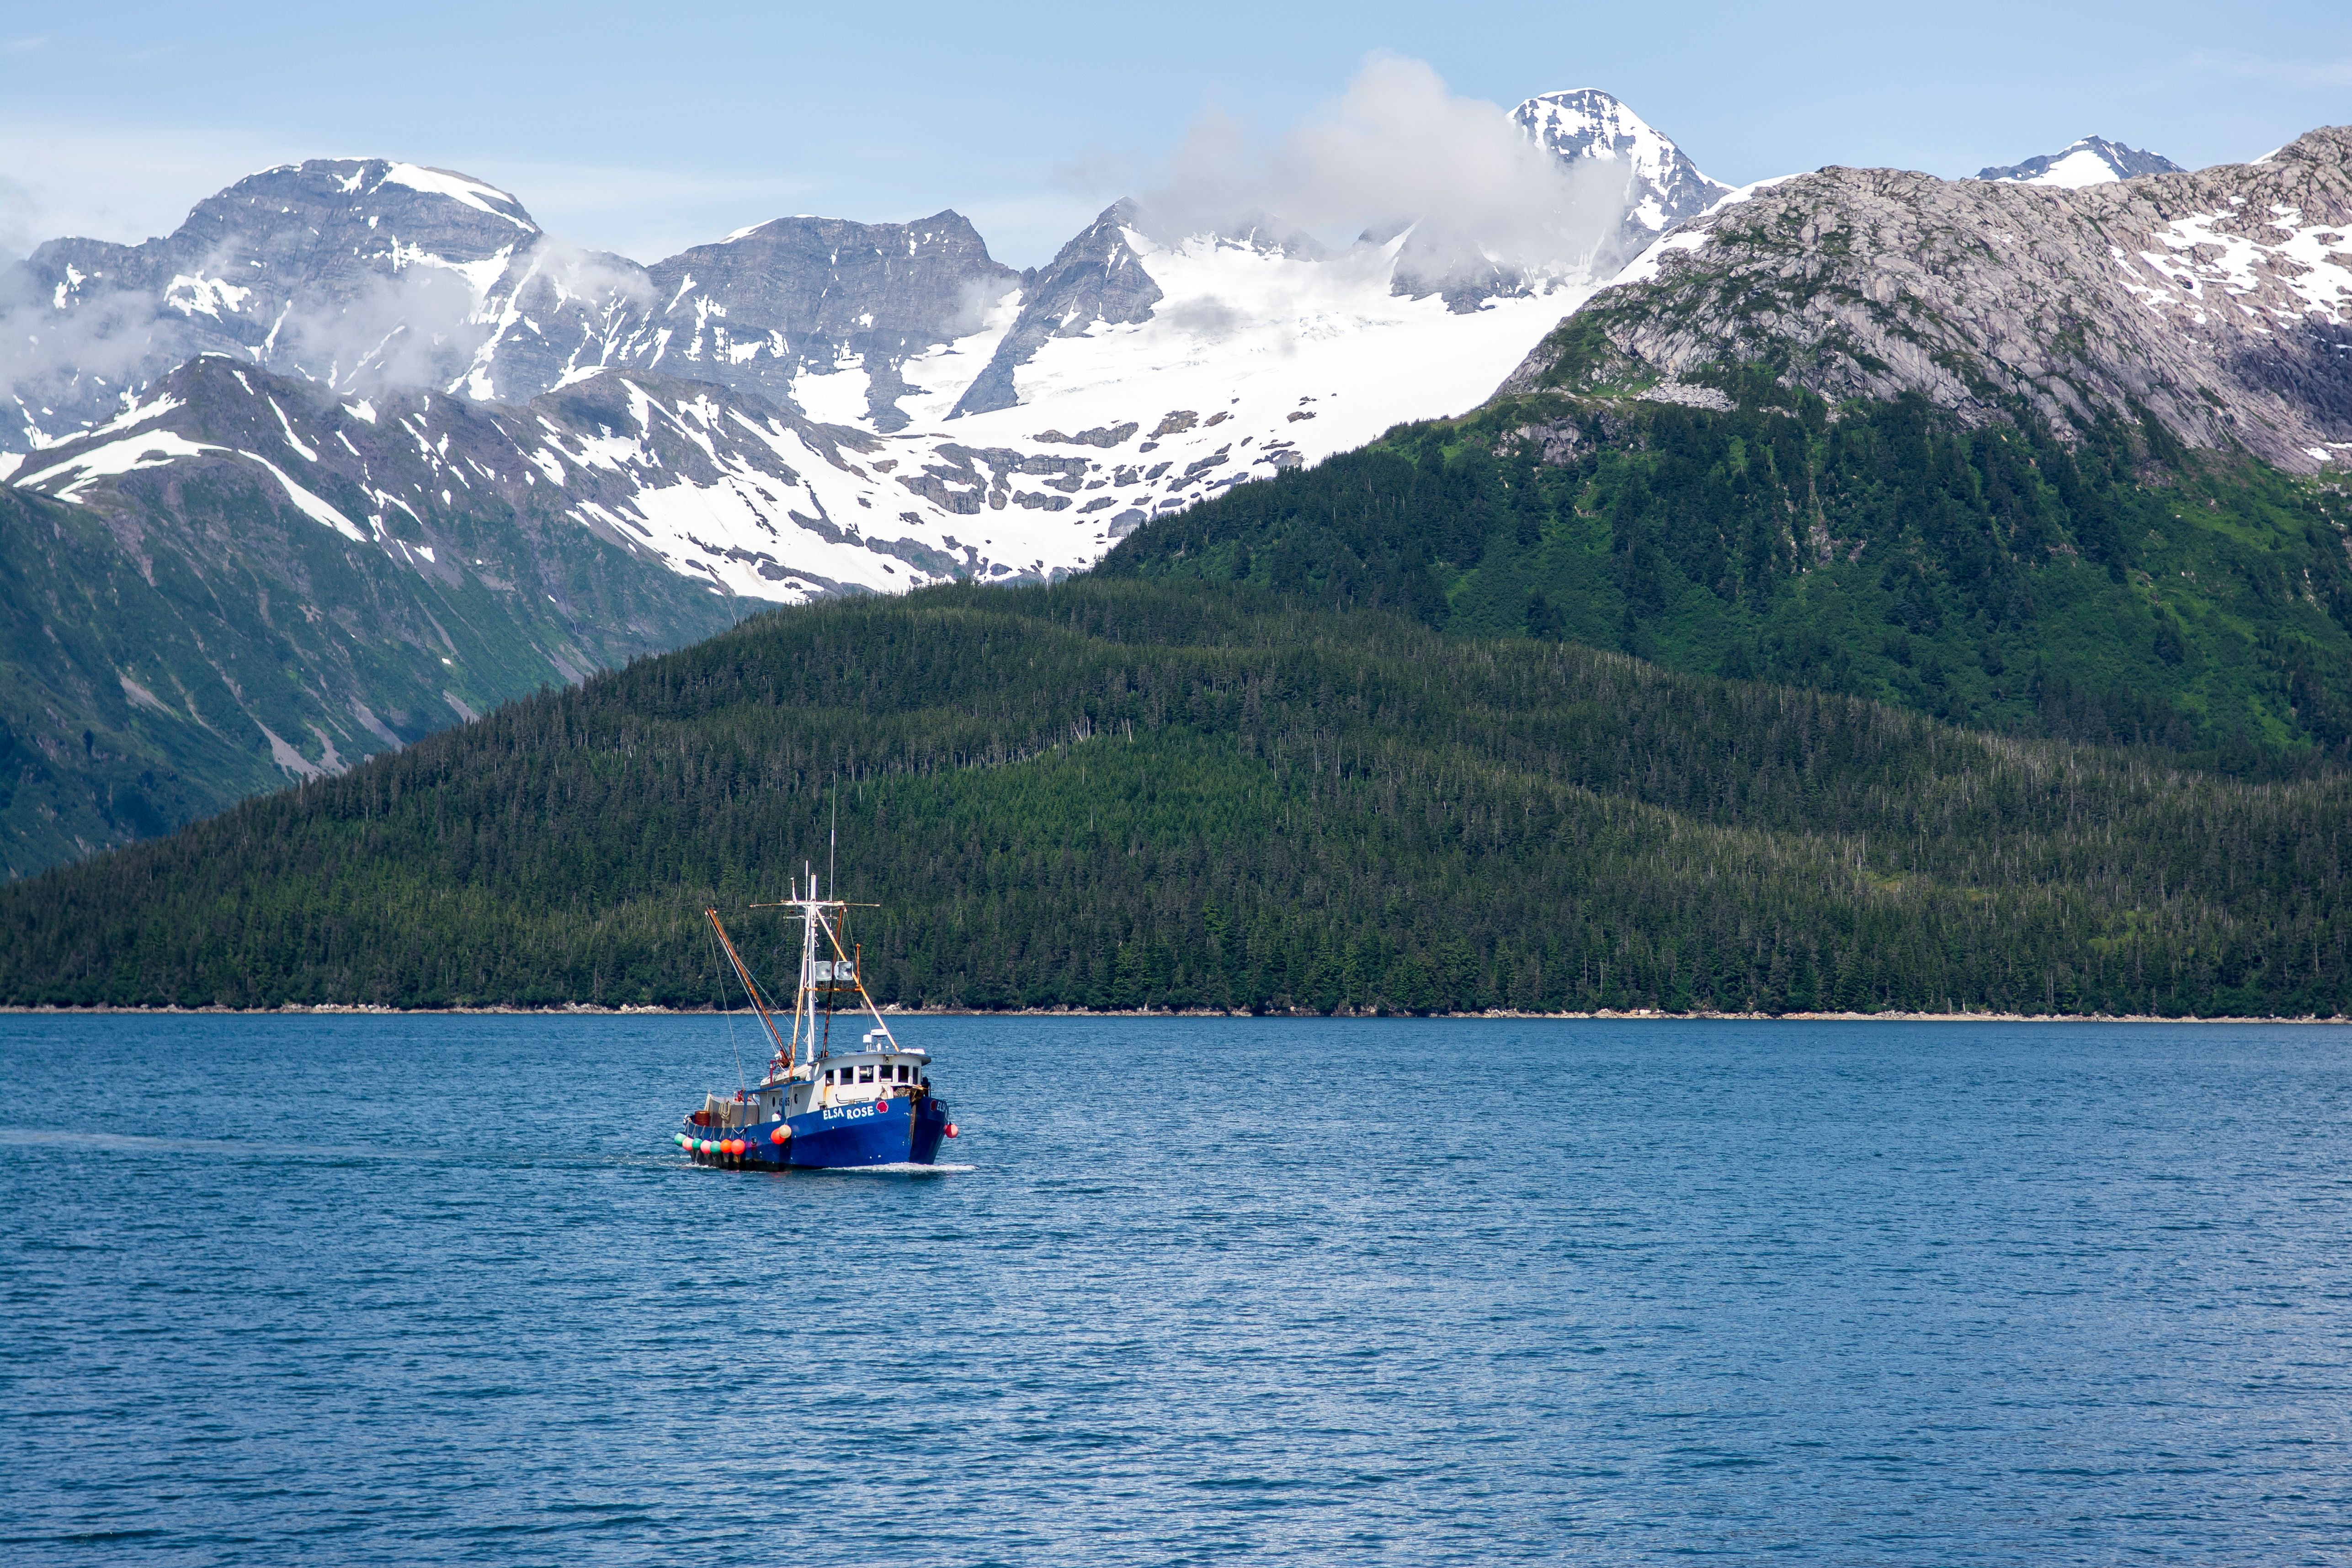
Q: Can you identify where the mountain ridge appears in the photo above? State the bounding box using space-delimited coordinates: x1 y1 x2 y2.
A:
1977 136 2187 187
1102 127 2352 759
9 100 2344 882
1502 125 2352 473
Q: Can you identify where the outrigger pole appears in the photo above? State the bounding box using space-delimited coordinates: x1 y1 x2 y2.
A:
705 908 788 1061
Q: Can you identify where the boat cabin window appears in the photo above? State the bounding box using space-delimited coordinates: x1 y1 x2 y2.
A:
857 1065 875 1084
894 1065 912 1083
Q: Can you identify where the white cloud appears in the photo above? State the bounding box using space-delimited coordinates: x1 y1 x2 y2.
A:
1133 56 1629 284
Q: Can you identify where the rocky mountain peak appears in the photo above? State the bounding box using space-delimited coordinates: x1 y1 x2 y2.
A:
1976 136 2186 187
10 157 547 445
34 157 540 303
639 209 1021 431
1502 125 2352 473
1511 89 1732 243
949 201 1163 418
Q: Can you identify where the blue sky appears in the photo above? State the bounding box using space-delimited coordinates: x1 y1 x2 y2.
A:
2 1 2347 267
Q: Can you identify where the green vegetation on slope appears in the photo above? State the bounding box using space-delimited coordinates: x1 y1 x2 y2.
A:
4 579 2344 1017
1107 377 2352 762
0 470 742 878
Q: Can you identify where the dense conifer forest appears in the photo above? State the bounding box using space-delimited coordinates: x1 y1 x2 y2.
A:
3 579 2344 1016
1108 379 2352 763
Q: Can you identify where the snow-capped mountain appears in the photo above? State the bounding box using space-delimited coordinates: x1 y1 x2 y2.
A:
12 159 543 443
1976 137 2185 187
2 85 1735 871
9 88 1686 608
1511 89 1731 262
464 209 1026 431
10 225 1599 602
9 356 956 602
6 160 1029 448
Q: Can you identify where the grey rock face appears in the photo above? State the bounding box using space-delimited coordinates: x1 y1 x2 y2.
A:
5 160 1023 446
949 201 1163 417
634 212 1022 430
1978 137 2186 185
13 355 960 607
1511 90 1731 254
9 158 544 443
1500 126 2352 473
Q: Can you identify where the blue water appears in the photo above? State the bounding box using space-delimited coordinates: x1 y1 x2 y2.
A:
5 1015 2351 1564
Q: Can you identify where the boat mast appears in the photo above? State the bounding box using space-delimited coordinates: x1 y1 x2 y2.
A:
807 898 900 1053
796 865 819 1064
746 841 898 1066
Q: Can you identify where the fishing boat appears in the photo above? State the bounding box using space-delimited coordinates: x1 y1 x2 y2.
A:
675 871 955 1170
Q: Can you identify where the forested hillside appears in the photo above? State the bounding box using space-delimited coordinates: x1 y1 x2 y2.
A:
1105 131 2352 765
3 579 2343 1017
1107 383 2352 761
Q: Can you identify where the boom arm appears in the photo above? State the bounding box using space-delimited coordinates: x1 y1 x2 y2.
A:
706 909 789 1062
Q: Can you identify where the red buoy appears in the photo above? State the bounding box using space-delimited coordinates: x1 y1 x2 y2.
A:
770 1127 788 1144
726 1139 744 1156
945 1123 959 1138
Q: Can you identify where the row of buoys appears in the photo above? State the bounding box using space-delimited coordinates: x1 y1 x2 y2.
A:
676 1132 754 1157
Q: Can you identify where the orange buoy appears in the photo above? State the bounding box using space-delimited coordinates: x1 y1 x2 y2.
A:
945 1123 959 1138
770 1127 788 1144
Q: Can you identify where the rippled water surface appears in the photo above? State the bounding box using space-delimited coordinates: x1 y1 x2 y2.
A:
5 1015 2351 1564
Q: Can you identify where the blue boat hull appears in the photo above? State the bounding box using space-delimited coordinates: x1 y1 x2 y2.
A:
682 1094 949 1170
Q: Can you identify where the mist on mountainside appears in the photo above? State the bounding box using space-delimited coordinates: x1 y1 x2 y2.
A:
1095 57 1637 284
